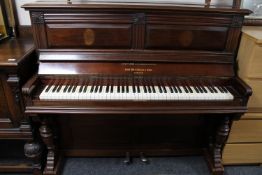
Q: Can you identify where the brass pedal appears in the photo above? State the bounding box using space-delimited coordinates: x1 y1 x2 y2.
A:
123 152 132 165
140 152 149 164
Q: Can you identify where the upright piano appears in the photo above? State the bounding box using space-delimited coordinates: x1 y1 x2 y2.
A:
22 1 252 175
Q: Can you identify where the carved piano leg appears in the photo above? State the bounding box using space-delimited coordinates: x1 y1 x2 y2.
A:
205 117 231 175
24 142 42 175
39 118 63 175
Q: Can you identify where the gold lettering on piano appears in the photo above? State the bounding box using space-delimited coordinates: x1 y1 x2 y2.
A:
124 68 153 75
84 29 95 46
123 63 155 75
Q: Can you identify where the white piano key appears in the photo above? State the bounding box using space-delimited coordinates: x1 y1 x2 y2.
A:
39 85 49 100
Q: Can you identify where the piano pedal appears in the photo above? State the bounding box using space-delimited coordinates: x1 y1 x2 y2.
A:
140 152 149 164
123 152 132 165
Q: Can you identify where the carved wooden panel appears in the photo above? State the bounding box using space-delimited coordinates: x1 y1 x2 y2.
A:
46 23 133 49
145 25 228 51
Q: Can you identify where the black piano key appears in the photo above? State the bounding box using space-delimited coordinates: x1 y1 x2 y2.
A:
67 85 72 93
152 86 156 93
83 80 88 93
137 85 140 93
63 83 69 92
143 85 147 93
201 86 207 93
55 85 60 92
169 86 174 93
158 85 163 93
211 86 218 93
90 84 95 93
45 85 50 92
218 86 224 93
187 85 193 93
57 83 62 92
173 86 178 93
207 86 214 93
122 85 125 93
83 85 88 93
162 85 167 93
72 85 77 93
110 85 113 93
53 81 59 92
126 85 129 93
184 86 189 93
106 84 109 93
196 86 202 93
132 85 136 93
52 84 58 92
79 84 84 93
194 86 199 93
177 86 182 93
222 86 229 93
117 85 120 93
45 80 54 92
68 83 73 92
99 85 103 93
148 86 152 93
198 86 204 93
95 85 99 93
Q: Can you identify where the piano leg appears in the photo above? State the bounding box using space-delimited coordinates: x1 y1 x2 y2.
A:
205 116 231 175
39 117 63 175
24 141 43 175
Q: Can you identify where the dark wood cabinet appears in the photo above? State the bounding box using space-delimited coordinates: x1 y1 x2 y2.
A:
0 38 38 173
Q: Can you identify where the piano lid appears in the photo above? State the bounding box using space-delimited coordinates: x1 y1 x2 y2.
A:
22 0 251 14
22 0 230 6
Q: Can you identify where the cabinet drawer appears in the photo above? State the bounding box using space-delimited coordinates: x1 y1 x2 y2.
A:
242 113 262 119
244 79 262 108
223 143 262 164
227 119 262 143
238 32 262 79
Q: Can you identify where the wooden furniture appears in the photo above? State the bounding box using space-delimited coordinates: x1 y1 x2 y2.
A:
223 26 262 164
0 37 41 173
22 1 251 175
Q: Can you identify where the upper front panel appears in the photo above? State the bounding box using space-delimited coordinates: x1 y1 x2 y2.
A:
29 10 243 53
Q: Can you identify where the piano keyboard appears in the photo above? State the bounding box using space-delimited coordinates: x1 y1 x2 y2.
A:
39 80 234 101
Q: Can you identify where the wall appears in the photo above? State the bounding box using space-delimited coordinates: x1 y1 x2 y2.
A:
15 0 32 25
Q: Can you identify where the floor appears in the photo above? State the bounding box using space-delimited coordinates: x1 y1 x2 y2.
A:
2 156 262 175
61 157 262 175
